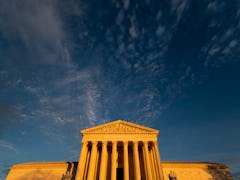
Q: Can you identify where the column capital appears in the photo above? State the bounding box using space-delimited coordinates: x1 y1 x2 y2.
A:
92 141 99 145
82 141 88 145
123 141 128 145
153 141 159 148
143 141 149 150
112 141 118 145
143 141 149 144
133 141 139 145
102 141 108 146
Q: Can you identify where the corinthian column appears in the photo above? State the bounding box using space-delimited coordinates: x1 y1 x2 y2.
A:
133 141 141 180
143 141 152 180
87 141 98 180
123 141 129 180
75 141 88 180
111 141 117 180
153 141 164 180
99 141 108 180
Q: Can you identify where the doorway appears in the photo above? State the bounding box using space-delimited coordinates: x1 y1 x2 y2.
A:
117 168 123 180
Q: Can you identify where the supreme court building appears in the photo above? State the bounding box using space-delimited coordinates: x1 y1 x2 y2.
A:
7 120 232 180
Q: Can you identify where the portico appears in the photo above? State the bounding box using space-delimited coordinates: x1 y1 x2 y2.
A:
75 120 164 180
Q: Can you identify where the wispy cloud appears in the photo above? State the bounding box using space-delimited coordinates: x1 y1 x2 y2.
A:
0 0 66 64
85 85 99 126
207 1 225 12
123 0 130 10
229 40 238 48
156 25 165 37
0 0 102 141
0 140 18 153
208 46 220 56
171 0 189 23
129 15 139 39
201 3 240 67
116 9 125 26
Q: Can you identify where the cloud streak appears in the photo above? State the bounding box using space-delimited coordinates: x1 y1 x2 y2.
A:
0 0 66 64
0 140 18 153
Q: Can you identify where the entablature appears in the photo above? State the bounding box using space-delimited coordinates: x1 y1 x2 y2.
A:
82 133 158 142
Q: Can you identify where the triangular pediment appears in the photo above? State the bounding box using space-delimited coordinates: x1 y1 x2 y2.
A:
81 120 159 134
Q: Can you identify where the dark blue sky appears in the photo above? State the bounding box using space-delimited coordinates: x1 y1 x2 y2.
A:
0 0 240 178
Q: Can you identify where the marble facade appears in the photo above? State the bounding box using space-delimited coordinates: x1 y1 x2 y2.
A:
75 120 164 180
6 120 233 180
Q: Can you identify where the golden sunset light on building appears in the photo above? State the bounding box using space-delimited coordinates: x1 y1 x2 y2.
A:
6 120 232 180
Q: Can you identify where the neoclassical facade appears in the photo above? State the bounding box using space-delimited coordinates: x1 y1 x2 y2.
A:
75 120 164 180
6 120 233 180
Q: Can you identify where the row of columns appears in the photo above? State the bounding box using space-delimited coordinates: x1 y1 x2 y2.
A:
76 140 163 180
